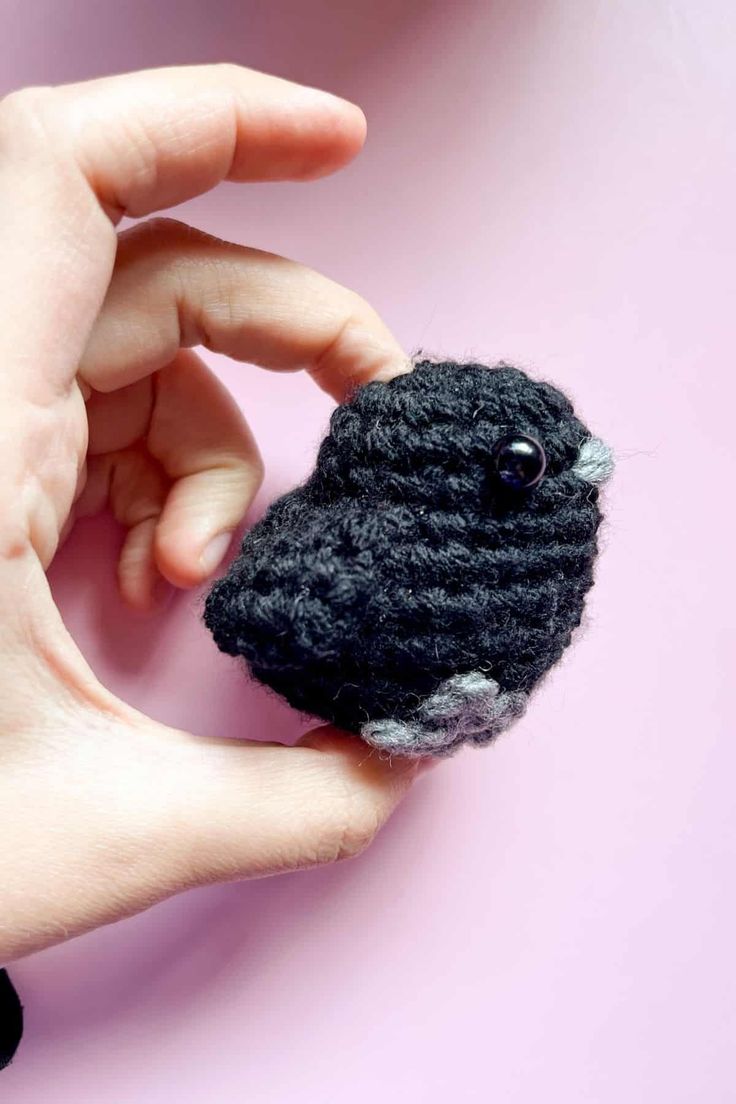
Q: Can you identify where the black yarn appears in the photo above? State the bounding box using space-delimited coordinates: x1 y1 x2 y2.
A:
205 361 605 742
0 969 23 1071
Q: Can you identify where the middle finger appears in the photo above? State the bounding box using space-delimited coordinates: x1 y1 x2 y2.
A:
79 218 409 402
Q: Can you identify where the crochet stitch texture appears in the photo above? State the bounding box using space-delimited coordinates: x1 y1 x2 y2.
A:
204 361 612 755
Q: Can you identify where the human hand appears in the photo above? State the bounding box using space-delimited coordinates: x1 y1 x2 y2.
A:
0 64 417 963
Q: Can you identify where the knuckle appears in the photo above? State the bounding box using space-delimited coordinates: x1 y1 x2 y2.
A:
220 445 264 491
213 61 242 82
312 303 391 390
139 216 194 241
121 216 192 248
118 217 223 259
0 85 56 140
250 450 266 490
331 791 383 862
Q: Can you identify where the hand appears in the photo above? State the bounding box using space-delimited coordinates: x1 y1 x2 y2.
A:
0 64 417 963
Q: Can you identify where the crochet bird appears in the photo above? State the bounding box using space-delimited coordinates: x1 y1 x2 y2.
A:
205 360 612 756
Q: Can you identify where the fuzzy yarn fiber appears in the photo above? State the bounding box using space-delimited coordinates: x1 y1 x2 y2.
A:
204 361 611 756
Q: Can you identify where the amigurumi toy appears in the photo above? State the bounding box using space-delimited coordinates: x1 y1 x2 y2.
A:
204 360 613 756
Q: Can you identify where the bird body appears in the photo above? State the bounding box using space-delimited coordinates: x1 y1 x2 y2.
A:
205 361 612 756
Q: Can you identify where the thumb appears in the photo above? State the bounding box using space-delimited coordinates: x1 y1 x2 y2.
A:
156 723 420 882
0 705 418 962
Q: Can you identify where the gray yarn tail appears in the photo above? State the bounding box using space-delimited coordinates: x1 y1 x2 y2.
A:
361 672 528 757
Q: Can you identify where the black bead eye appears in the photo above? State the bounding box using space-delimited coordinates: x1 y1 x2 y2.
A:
491 434 547 491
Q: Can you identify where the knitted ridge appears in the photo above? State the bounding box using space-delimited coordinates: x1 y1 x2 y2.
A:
204 361 612 755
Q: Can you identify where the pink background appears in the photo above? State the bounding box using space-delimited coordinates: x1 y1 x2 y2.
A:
3 1 736 1100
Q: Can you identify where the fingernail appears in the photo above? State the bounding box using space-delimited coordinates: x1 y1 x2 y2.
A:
200 532 233 575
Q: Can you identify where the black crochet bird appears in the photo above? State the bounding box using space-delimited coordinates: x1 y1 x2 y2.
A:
205 360 612 755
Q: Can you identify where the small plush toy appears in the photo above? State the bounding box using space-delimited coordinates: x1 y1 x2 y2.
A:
205 360 612 755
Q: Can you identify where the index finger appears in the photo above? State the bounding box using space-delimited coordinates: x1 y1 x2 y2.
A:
5 64 366 218
0 65 366 391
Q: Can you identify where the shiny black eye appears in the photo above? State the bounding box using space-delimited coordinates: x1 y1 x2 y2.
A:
491 434 547 491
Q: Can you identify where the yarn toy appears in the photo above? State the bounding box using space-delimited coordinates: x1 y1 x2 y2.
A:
205 360 612 755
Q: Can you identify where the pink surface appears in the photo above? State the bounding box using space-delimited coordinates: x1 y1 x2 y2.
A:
3 2 736 1101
